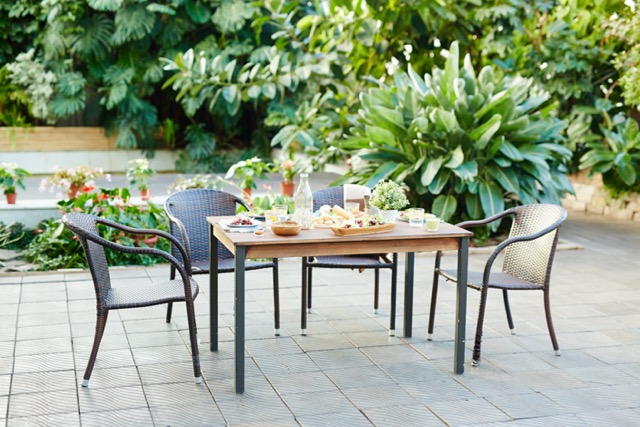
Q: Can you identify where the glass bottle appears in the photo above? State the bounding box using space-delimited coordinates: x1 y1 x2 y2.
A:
363 194 379 216
293 173 314 229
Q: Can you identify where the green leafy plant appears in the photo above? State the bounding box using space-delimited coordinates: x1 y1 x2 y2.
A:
126 158 155 191
579 112 640 194
168 174 221 192
0 162 30 195
224 157 272 190
242 184 295 215
39 165 108 196
369 180 409 211
336 41 573 224
23 187 170 270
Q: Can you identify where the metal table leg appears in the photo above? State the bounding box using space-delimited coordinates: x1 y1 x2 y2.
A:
454 236 469 374
234 247 246 393
209 223 218 352
403 252 415 337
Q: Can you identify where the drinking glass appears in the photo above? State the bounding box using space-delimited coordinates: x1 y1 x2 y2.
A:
406 208 425 227
425 216 441 232
344 202 360 212
271 205 288 221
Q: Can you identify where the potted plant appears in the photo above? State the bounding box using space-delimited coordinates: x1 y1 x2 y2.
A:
126 158 155 200
168 174 220 192
369 180 409 221
275 157 305 196
39 165 109 198
224 157 272 199
0 162 30 204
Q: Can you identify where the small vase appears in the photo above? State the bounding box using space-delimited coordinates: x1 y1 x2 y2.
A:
280 181 295 197
140 189 150 201
132 234 158 248
379 209 399 222
5 193 17 204
68 184 81 199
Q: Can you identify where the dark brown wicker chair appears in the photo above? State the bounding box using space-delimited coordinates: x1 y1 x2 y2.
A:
428 203 567 366
62 212 201 387
301 186 398 335
164 189 281 335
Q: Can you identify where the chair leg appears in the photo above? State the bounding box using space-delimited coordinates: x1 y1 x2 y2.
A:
301 259 308 335
167 265 176 323
183 299 202 384
373 268 380 313
472 286 490 366
272 258 280 336
427 252 442 340
82 311 109 387
502 289 515 334
544 289 561 356
389 253 398 335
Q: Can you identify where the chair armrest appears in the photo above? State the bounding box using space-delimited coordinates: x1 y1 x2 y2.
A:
162 211 193 267
456 208 516 229
94 216 192 273
482 221 561 285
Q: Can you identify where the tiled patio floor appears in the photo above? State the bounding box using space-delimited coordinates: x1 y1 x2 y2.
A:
1 211 639 426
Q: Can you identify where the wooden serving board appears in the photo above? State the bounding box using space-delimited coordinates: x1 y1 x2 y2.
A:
330 222 395 236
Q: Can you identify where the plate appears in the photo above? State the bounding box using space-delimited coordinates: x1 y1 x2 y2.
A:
331 222 395 236
221 218 261 229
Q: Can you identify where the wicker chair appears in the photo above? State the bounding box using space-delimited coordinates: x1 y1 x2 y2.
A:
62 213 201 387
428 203 567 366
301 186 398 334
164 189 281 335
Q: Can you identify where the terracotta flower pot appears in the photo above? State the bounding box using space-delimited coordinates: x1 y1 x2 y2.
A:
280 181 295 197
68 184 81 199
140 188 150 201
132 234 158 248
5 193 17 204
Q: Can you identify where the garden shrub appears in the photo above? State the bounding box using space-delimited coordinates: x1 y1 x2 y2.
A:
336 41 573 226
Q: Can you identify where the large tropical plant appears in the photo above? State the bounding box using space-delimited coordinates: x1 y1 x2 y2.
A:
336 42 573 224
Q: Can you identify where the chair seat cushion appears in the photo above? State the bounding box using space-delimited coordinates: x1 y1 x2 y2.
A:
438 269 543 290
309 255 390 269
191 258 276 274
105 278 199 310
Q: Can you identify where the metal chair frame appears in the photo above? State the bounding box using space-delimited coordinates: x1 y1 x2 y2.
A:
63 213 202 386
164 189 281 335
428 204 567 366
302 186 398 335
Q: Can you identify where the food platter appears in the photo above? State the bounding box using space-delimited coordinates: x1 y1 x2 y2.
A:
330 222 395 236
221 218 262 229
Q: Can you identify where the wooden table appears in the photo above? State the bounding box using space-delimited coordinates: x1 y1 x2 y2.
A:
207 217 473 393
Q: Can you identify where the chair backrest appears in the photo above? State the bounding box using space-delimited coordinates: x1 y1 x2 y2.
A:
62 213 112 307
312 186 344 211
503 204 567 287
165 189 250 262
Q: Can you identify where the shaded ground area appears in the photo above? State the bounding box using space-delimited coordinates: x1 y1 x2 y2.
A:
0 211 639 426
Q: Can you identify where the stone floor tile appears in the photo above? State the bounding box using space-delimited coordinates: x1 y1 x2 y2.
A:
7 389 78 418
0 374 10 396
363 403 446 427
80 407 154 427
14 337 72 356
15 323 71 341
10 370 77 395
6 412 80 427
253 352 320 377
487 391 566 419
281 390 355 416
427 397 511 425
307 348 376 370
577 409 640 426
150 402 226 426
268 370 338 395
144 381 215 407
297 407 374 427
12 352 75 374
78 385 147 413
402 378 477 404
341 384 418 410
323 365 397 390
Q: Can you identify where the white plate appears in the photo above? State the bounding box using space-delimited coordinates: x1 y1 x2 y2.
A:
221 218 261 229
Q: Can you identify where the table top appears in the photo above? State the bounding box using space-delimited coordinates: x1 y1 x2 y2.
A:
207 216 473 259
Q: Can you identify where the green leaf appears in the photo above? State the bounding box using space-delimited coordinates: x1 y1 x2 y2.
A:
428 168 451 194
498 140 524 161
222 85 238 103
432 195 457 221
452 161 478 182
88 0 123 11
478 181 504 218
486 164 519 193
468 114 502 150
262 82 276 99
365 125 396 146
421 157 445 186
365 163 399 187
464 193 482 219
444 145 464 168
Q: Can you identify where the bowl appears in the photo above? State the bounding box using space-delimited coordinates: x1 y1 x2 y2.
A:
271 221 302 236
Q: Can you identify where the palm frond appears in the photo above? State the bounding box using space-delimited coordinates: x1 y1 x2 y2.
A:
112 4 156 45
71 14 113 60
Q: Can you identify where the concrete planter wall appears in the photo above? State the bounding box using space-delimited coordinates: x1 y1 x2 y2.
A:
563 171 640 222
1 126 181 174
